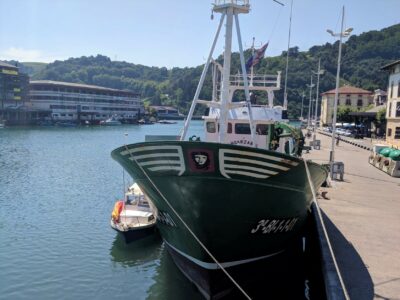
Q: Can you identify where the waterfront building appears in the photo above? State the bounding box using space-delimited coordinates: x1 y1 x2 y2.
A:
150 105 184 119
0 61 44 125
382 60 400 148
320 85 373 126
30 80 144 123
0 61 29 110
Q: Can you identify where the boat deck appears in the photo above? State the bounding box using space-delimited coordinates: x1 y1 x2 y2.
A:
304 132 400 299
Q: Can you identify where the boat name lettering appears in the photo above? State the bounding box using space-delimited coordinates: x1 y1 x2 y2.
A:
251 218 298 234
230 139 253 146
157 211 177 227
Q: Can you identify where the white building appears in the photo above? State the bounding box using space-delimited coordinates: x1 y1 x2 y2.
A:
29 80 144 123
320 85 372 126
382 60 400 147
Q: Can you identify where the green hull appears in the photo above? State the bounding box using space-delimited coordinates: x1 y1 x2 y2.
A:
111 141 327 267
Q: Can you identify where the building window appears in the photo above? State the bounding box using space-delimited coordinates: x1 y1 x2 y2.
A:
390 81 394 99
388 128 392 137
388 103 392 118
357 99 363 107
206 122 216 133
396 102 400 118
398 81 400 98
346 97 351 105
235 123 251 134
395 127 400 139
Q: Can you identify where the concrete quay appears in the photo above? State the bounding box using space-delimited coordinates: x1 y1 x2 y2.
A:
304 132 400 300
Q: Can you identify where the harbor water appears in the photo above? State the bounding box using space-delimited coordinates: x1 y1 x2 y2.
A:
0 121 321 300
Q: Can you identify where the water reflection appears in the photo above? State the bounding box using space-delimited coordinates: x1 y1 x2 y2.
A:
146 244 203 300
109 233 163 268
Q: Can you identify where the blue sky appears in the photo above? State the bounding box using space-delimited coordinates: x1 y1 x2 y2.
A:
0 0 399 68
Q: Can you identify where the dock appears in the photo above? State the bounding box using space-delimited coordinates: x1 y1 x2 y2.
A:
304 132 400 299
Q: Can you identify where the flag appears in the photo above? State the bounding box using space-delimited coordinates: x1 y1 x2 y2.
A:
246 42 269 70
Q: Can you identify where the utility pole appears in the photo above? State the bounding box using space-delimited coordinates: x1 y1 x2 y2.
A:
306 75 315 128
313 58 324 143
300 92 305 120
327 6 353 178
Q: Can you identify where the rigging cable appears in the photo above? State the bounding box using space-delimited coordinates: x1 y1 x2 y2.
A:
267 3 284 42
122 143 252 300
303 159 350 300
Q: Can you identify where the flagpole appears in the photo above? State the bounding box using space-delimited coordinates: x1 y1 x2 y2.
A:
250 37 255 87
283 0 293 110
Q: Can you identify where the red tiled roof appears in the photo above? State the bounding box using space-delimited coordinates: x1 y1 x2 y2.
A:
321 85 372 95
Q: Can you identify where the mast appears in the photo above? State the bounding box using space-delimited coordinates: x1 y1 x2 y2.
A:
181 0 252 143
218 6 234 143
250 37 255 87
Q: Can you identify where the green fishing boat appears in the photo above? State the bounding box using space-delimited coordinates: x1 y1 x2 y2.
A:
112 1 328 298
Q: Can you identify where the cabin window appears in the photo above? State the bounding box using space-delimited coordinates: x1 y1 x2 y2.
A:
235 123 250 134
227 123 232 134
388 128 392 137
256 124 268 135
206 122 216 133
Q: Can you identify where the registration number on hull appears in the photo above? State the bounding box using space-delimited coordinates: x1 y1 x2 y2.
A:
251 218 298 234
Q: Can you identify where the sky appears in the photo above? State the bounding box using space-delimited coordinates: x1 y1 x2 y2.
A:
0 0 399 68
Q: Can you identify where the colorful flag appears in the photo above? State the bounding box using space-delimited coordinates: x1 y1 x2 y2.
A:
246 42 269 70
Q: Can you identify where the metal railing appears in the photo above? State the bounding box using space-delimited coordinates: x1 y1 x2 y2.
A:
214 0 249 6
230 74 280 88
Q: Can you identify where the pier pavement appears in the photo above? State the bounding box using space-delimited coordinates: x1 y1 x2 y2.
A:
303 132 400 300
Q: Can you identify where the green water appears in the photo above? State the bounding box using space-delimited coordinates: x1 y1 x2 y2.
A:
0 120 312 300
0 122 204 300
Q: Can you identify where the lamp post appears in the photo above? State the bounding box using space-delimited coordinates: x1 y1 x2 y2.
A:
306 75 315 128
327 6 353 178
312 58 324 142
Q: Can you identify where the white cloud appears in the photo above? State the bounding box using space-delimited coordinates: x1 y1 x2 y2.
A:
0 47 64 62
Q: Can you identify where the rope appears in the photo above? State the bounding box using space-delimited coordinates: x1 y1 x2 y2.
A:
268 4 284 42
123 143 252 300
303 159 350 300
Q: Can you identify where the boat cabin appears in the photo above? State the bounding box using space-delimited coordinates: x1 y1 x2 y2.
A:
203 105 296 155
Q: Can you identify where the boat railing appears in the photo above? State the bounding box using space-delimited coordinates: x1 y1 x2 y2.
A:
229 73 281 89
214 0 249 6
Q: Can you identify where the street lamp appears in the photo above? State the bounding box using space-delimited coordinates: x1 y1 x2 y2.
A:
327 6 352 178
306 75 315 128
312 58 324 142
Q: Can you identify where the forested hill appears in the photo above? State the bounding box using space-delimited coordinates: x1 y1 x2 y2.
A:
28 23 399 117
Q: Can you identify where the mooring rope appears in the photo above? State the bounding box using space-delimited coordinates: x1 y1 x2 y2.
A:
303 159 350 300
123 143 252 300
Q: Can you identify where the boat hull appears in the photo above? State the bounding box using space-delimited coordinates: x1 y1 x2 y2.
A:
110 221 156 243
111 141 327 297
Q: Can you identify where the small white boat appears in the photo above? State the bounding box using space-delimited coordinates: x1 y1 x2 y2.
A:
110 183 156 243
0 120 6 128
100 116 122 126
157 119 177 124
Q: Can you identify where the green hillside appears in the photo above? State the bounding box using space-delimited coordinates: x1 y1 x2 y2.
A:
23 23 400 118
